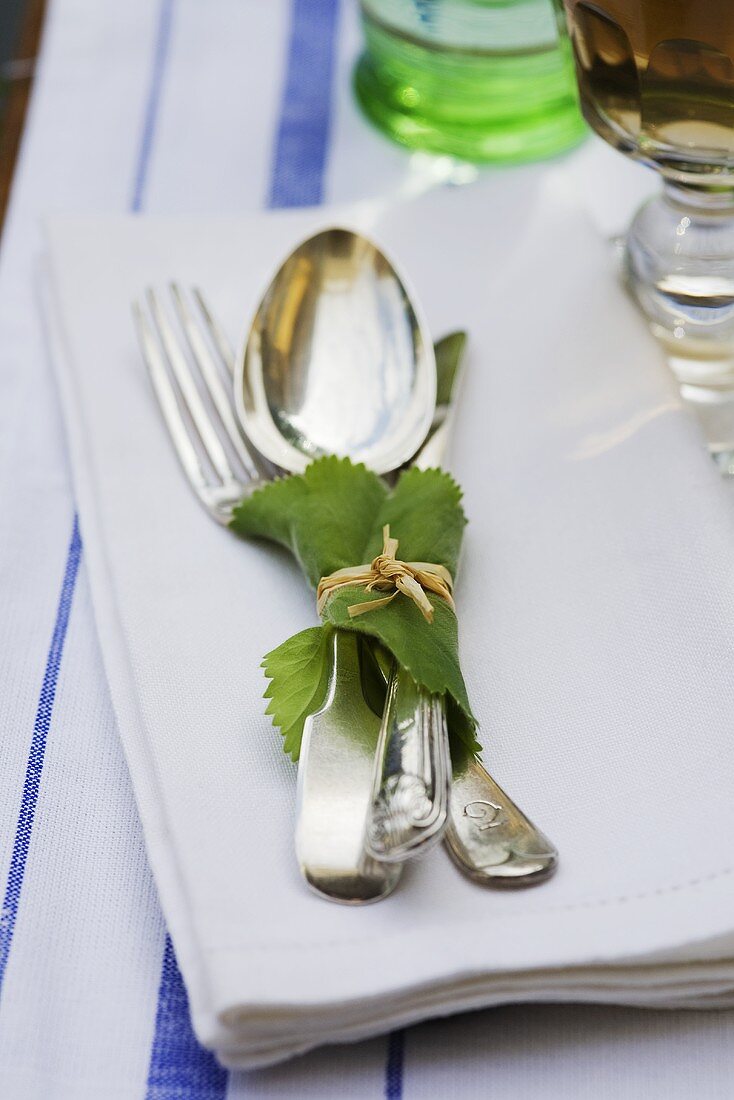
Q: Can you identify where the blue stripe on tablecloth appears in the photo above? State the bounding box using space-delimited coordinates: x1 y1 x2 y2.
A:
145 937 228 1100
143 0 340 1092
268 0 341 208
145 941 228 1100
385 1029 405 1099
130 0 175 213
0 516 82 997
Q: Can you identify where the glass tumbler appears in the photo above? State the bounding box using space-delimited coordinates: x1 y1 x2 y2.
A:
354 0 586 165
556 0 734 392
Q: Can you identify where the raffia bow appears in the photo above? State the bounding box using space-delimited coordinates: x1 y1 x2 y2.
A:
316 525 454 624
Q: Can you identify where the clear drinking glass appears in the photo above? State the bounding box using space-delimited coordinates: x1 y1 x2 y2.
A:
354 0 586 165
555 0 734 391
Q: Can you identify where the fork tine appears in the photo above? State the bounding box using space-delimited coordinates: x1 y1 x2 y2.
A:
132 301 210 500
146 288 237 487
192 286 235 377
170 283 257 481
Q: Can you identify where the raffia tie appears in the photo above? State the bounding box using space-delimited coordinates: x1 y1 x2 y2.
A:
316 525 454 624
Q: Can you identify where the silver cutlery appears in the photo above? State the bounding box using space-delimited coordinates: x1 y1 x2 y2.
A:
235 227 436 476
135 229 558 898
295 630 401 903
133 288 256 522
366 663 452 861
133 281 400 904
233 227 445 901
234 227 453 865
445 759 557 885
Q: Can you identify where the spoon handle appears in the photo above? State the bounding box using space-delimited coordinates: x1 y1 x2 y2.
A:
296 631 402 903
365 662 451 862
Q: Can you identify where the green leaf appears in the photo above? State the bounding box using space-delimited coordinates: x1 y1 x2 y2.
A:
261 625 333 761
435 331 467 408
359 636 391 720
322 588 475 726
232 451 479 758
231 456 387 588
359 634 479 759
447 694 483 765
366 466 466 576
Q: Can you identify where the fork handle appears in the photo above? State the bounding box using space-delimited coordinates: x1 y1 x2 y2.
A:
365 663 451 862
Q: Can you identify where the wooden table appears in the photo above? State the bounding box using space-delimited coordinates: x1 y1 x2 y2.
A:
0 0 45 229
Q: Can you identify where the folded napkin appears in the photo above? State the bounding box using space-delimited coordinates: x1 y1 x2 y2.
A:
43 179 734 1068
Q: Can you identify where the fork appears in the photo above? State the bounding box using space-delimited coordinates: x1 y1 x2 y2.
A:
132 287 259 519
132 285 401 904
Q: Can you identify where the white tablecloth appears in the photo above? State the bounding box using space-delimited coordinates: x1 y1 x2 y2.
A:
2 0 734 1096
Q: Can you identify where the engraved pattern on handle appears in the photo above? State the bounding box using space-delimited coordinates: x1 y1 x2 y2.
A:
445 759 558 886
368 774 434 854
366 662 451 862
464 799 505 831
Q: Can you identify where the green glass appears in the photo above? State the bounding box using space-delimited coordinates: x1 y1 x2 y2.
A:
354 0 587 164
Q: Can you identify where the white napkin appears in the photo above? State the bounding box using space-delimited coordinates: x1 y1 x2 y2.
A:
43 178 734 1069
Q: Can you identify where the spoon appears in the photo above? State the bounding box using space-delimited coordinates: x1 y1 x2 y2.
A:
237 227 435 475
235 227 436 903
237 233 555 891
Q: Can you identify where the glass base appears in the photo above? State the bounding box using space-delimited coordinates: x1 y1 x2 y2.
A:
353 43 587 166
624 182 734 391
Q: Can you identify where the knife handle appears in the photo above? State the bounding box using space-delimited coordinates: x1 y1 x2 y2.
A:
445 758 558 885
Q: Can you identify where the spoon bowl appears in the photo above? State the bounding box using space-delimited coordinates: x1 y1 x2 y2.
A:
235 227 436 474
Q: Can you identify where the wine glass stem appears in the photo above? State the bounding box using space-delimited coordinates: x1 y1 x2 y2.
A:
624 177 734 391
